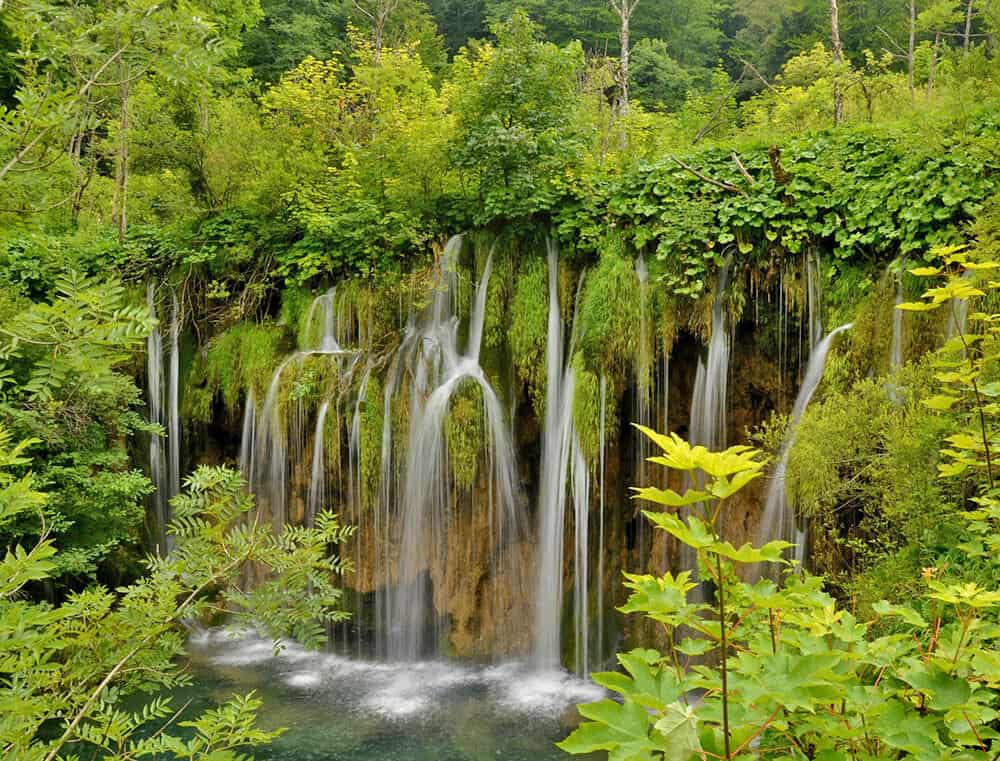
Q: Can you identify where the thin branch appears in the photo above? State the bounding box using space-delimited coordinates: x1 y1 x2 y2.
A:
0 193 74 215
731 152 756 185
736 56 783 97
876 25 907 55
693 70 746 144
671 156 747 196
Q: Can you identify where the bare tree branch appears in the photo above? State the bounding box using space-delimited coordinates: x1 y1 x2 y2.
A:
731 152 756 185
671 155 747 196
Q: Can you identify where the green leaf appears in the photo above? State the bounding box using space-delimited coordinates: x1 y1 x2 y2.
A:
922 395 960 411
557 699 651 754
653 702 701 761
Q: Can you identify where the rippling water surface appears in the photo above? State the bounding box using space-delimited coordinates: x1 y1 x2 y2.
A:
175 630 603 760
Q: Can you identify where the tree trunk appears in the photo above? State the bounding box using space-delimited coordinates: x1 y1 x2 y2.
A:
113 69 130 243
619 6 631 116
374 15 384 65
964 0 974 53
927 31 941 98
908 0 916 99
830 0 844 125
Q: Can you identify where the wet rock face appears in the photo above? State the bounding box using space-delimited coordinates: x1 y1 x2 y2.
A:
187 281 798 663
325 321 782 660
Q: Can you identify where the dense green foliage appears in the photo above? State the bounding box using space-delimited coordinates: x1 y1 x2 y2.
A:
562 425 1000 761
0 276 156 586
3 0 1000 757
0 436 353 759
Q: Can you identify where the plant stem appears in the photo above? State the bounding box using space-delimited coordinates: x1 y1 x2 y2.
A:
955 303 994 489
716 552 732 761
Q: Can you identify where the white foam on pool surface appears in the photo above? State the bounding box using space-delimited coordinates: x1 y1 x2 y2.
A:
192 629 604 719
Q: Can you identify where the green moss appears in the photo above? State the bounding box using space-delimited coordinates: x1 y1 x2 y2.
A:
509 256 549 418
184 384 214 425
571 352 618 464
185 322 289 421
281 285 315 341
360 374 384 503
446 379 484 491
576 245 641 388
281 353 342 412
483 245 514 353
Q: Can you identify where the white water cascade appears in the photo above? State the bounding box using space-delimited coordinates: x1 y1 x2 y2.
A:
242 287 358 533
532 240 594 675
683 259 733 583
689 260 732 455
758 324 852 570
146 285 169 552
168 293 182 502
146 285 182 553
384 237 525 661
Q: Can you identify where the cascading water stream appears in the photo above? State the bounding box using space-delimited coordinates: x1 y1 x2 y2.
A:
681 259 733 585
307 400 331 527
532 240 569 671
758 324 852 570
689 259 732 454
145 285 183 552
146 284 169 552
532 240 594 676
385 239 524 662
596 375 607 666
168 293 182 503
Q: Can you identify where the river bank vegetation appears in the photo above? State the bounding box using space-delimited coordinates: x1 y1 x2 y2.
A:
3 0 1000 758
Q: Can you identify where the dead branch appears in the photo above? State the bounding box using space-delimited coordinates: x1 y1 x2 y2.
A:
671 155 747 196
731 152 756 185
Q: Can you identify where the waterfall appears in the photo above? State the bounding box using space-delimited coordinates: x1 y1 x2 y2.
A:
385 238 523 661
633 256 653 565
689 260 732 454
596 375 607 668
238 390 256 481
571 434 589 676
251 356 293 532
532 240 593 675
146 284 169 553
306 400 331 527
806 252 823 350
304 287 341 352
168 292 181 502
758 324 852 569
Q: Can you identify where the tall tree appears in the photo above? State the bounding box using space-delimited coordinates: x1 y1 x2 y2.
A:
610 0 640 114
0 0 262 211
831 0 844 124
352 0 401 63
964 0 975 50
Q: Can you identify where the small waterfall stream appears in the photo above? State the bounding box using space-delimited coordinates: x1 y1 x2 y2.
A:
386 239 523 661
146 285 168 551
532 239 596 675
168 293 182 502
146 284 182 553
758 324 852 568
689 260 732 454
533 239 574 671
